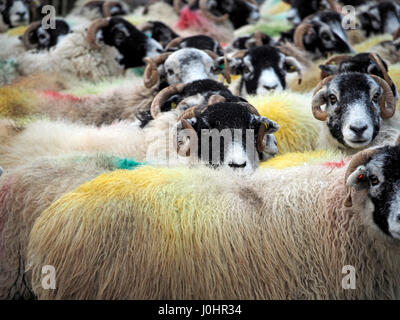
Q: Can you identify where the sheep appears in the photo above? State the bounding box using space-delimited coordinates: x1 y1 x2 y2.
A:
26 142 400 299
290 11 354 60
0 99 280 172
0 152 144 300
15 17 164 80
137 20 179 47
165 34 224 55
0 0 35 32
312 72 400 154
226 45 304 95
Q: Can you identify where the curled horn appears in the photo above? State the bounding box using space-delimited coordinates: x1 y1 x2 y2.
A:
103 1 122 17
204 49 219 60
326 0 342 13
312 76 335 121
232 49 248 59
344 148 378 207
253 30 264 47
143 52 172 88
22 21 42 50
86 18 110 49
150 83 186 119
368 53 394 90
223 53 231 84
208 95 226 105
199 0 229 23
294 23 312 51
175 106 198 157
369 75 396 119
394 26 400 41
165 37 184 49
320 54 352 79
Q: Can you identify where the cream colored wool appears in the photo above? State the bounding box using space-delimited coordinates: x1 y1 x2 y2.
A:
15 25 125 81
0 153 125 299
27 164 400 299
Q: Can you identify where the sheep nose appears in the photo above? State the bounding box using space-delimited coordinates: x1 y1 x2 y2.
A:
350 125 368 135
16 11 26 18
228 162 247 169
264 85 277 90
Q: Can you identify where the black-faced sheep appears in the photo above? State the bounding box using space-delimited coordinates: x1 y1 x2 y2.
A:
0 0 35 32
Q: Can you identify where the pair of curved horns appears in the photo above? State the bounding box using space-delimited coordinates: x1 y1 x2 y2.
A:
312 74 396 122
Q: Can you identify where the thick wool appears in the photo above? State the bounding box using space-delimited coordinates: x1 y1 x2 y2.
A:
389 64 400 110
126 2 179 28
27 164 400 299
0 153 143 299
354 34 393 53
15 25 125 81
260 149 345 170
287 61 324 93
0 113 179 170
248 92 319 154
0 86 38 119
0 34 25 60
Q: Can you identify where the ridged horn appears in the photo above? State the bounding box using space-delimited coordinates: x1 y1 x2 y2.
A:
150 83 186 118
86 18 110 49
143 52 172 88
165 36 184 49
369 75 396 119
199 0 229 23
312 76 335 121
253 30 264 47
294 23 312 50
21 21 42 50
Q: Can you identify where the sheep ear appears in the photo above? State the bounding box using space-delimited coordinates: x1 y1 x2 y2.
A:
258 117 280 134
319 64 338 76
346 165 369 190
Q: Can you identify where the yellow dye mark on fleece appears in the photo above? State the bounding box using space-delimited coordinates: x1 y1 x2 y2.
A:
6 25 27 36
389 64 400 110
354 34 392 53
260 150 344 170
266 1 290 15
0 86 37 118
248 92 319 154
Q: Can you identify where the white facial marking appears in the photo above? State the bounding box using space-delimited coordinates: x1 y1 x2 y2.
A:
256 68 283 95
384 12 400 34
9 0 29 26
286 8 300 25
342 100 375 148
224 141 254 174
146 38 163 59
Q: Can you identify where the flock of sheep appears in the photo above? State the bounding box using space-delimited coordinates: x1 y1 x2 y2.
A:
0 0 400 300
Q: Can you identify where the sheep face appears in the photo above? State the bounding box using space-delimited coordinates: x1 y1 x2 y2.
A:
232 33 275 50
21 19 70 50
94 17 164 68
319 74 384 149
168 35 224 56
230 46 302 95
347 144 400 240
201 0 260 29
162 48 219 85
1 0 31 28
299 12 354 58
175 102 280 174
141 21 179 48
358 1 400 36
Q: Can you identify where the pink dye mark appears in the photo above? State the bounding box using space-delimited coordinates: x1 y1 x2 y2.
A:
176 6 210 30
321 159 348 169
41 90 81 102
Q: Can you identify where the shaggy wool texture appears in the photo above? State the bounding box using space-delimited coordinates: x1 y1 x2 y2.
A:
0 86 38 119
354 34 393 53
260 149 345 170
288 61 324 93
389 63 400 110
26 164 400 299
248 92 319 154
0 153 144 299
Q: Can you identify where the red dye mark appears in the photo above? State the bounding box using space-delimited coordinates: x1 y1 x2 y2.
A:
175 6 210 30
41 90 81 102
322 159 347 168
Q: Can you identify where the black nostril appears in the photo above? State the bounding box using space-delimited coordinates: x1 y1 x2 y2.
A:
264 85 277 90
350 125 368 135
397 215 400 222
228 162 247 169
17 12 26 17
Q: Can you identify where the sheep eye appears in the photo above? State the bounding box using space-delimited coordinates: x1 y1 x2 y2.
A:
167 69 174 76
369 175 380 186
372 93 380 103
321 33 330 41
243 65 251 74
329 94 337 104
